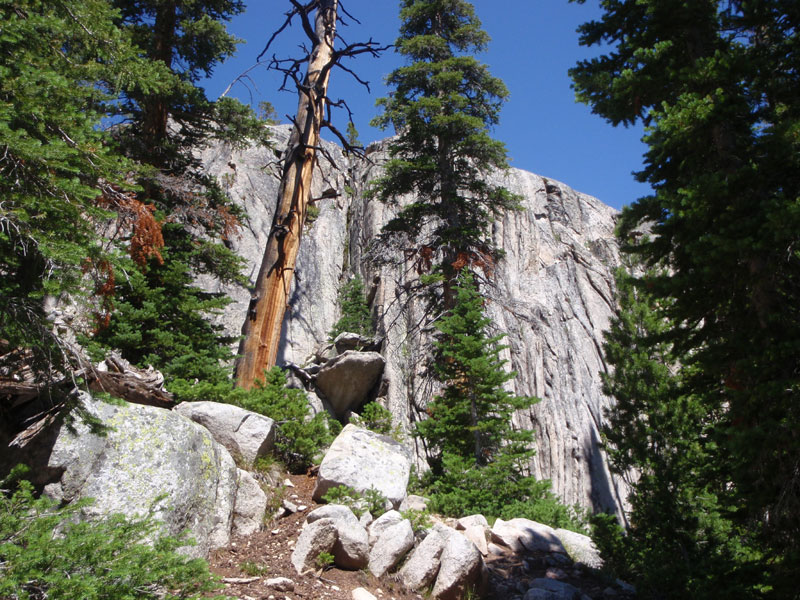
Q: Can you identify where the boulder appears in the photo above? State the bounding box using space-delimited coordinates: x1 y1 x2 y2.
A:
332 332 381 354
41 396 238 557
315 351 385 417
432 529 484 600
398 523 448 591
232 469 268 536
306 504 359 525
367 510 403 546
456 514 489 530
368 519 415 577
491 518 567 554
291 518 338 574
312 424 412 507
352 588 378 600
524 578 584 600
333 520 370 569
399 494 429 512
174 401 275 467
461 525 489 556
554 528 603 569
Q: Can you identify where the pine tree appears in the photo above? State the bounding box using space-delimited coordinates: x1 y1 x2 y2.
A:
571 1 800 595
329 275 374 340
0 0 164 380
370 0 519 302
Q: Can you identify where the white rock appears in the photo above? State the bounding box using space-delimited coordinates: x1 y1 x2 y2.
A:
312 425 412 508
367 510 403 546
460 525 489 556
431 528 483 600
306 504 359 525
265 577 295 592
290 518 338 574
399 494 429 512
398 524 448 591
554 528 603 569
174 401 275 467
232 469 268 536
491 518 567 554
333 520 370 569
368 519 414 578
352 588 378 600
456 514 489 530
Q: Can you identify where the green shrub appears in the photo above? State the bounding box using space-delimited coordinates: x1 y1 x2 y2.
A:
0 469 227 600
321 484 388 518
329 275 373 340
350 401 403 441
315 551 334 570
401 508 433 534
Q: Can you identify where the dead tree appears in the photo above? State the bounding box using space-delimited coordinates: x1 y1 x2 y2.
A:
235 0 384 388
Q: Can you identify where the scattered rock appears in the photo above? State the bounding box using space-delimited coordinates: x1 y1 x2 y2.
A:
174 401 275 468
491 518 567 554
265 577 295 592
367 510 403 546
398 524 447 591
368 519 414 578
399 494 429 512
333 520 370 570
290 518 337 574
306 504 359 525
460 525 489 556
312 424 412 508
351 588 378 600
456 514 489 530
315 351 385 417
431 528 484 600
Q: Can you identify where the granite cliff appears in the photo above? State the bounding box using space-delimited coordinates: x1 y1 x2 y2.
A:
199 125 629 519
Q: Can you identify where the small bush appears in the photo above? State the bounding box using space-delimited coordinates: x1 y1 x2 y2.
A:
401 508 433 534
316 551 334 570
0 468 228 600
350 401 403 441
321 484 388 518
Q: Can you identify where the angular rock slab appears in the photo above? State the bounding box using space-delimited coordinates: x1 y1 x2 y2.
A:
43 396 238 557
491 518 567 554
399 523 448 591
174 401 275 467
312 424 412 507
306 504 370 570
432 528 484 600
291 518 338 574
368 519 414 578
554 528 603 569
315 351 385 417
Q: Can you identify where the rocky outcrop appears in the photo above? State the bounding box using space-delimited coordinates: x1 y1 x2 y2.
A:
36 396 242 557
174 401 275 467
200 127 629 517
314 350 385 418
312 424 412 507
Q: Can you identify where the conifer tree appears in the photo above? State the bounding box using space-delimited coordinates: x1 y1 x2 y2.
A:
571 1 800 595
371 0 519 303
0 0 165 380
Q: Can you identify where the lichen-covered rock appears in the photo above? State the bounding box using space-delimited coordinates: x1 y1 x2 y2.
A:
312 425 412 507
315 351 385 417
42 396 238 557
174 401 275 467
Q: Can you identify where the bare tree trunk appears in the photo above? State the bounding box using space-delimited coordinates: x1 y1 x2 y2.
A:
235 0 338 389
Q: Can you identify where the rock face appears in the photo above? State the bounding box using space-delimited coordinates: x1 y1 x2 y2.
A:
312 424 412 507
200 127 629 517
40 396 241 557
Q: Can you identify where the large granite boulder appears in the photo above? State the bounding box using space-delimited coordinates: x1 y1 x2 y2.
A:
41 396 240 557
490 518 567 555
314 351 385 418
173 401 275 467
312 424 412 507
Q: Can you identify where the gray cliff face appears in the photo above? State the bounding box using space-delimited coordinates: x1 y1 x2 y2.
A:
199 126 628 517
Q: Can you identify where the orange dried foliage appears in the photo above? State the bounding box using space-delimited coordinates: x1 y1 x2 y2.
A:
98 190 165 266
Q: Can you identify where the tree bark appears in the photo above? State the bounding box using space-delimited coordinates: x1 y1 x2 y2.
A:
235 0 338 388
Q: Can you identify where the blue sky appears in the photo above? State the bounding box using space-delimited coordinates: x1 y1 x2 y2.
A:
203 1 651 211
